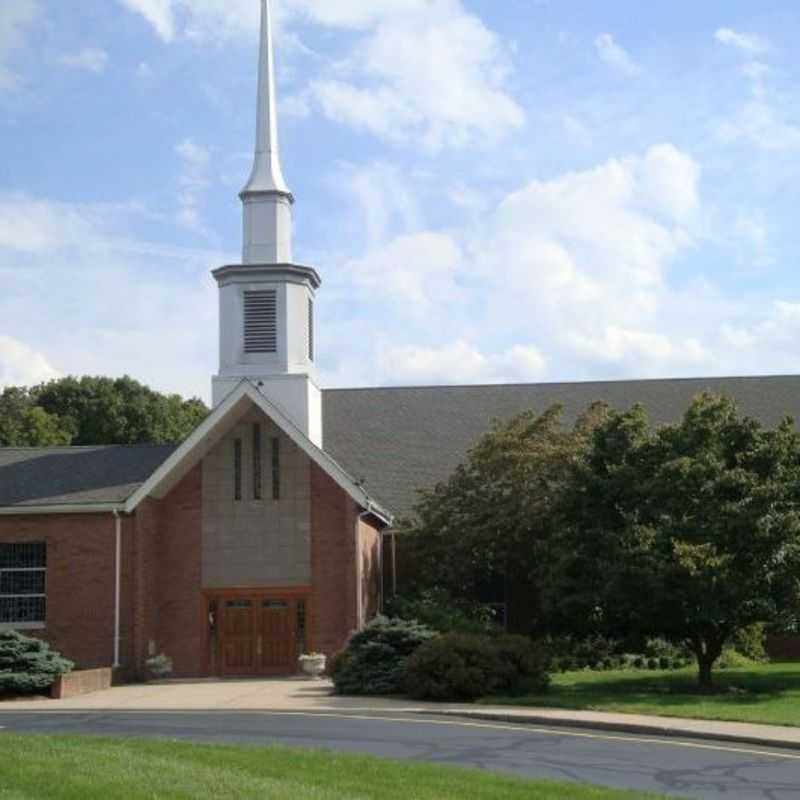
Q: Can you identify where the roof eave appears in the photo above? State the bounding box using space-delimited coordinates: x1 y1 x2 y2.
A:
0 502 123 516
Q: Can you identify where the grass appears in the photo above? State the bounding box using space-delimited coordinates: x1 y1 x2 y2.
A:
484 662 800 727
0 735 668 800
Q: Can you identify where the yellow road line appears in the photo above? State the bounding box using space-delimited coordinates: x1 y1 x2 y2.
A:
2 708 800 761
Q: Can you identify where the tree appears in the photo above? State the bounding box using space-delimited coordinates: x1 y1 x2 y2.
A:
403 402 608 633
0 387 72 447
559 394 800 689
0 377 208 447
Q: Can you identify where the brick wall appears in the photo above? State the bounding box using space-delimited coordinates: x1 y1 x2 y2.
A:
310 463 358 656
0 513 123 669
154 465 205 677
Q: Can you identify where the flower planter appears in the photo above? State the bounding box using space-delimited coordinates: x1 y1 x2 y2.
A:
298 654 326 678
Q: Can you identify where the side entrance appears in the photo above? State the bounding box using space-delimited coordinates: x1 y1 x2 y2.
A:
206 589 310 677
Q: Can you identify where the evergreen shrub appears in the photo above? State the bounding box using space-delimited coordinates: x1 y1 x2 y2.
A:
331 616 436 696
0 631 73 695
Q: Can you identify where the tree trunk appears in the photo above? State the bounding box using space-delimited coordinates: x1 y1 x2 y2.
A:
697 655 714 690
692 635 723 692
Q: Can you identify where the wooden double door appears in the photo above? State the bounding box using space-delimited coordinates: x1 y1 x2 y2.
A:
211 593 307 676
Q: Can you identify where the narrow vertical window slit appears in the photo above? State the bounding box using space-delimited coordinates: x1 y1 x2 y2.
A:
234 439 242 501
271 437 281 500
253 423 262 500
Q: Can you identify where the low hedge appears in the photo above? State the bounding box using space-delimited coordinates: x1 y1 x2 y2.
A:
406 633 550 702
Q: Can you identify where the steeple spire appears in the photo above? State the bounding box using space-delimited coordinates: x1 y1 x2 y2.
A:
241 0 291 198
240 0 293 264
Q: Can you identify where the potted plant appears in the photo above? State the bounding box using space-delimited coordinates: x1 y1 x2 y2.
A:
298 652 327 678
145 653 173 681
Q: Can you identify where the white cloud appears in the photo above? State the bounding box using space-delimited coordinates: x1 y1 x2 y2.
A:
116 0 522 149
175 138 212 231
322 144 712 386
0 0 38 90
374 340 547 385
735 214 767 247
59 48 109 74
0 336 60 389
0 196 95 253
0 194 221 400
348 232 464 317
594 33 641 77
719 100 800 150
305 2 523 149
119 0 176 42
715 27 770 56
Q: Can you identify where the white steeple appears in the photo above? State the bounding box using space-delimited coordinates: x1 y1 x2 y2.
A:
212 0 322 447
240 0 293 264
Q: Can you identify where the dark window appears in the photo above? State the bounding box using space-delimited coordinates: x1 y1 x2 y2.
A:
253 424 262 500
271 437 281 501
296 599 307 653
234 438 242 501
308 298 314 361
243 290 277 354
0 543 46 626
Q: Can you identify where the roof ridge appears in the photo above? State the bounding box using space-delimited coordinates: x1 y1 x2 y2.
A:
321 373 800 394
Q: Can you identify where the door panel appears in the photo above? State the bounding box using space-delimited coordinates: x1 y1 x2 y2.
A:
259 600 295 673
220 599 256 675
214 594 305 676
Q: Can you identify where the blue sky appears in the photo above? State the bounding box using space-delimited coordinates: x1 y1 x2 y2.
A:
2 0 800 402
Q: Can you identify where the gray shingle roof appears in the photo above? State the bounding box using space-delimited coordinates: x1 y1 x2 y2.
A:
322 375 800 518
0 444 177 508
3 375 800 515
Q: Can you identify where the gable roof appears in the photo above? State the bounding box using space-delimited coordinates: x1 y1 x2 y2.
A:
3 373 800 519
322 374 800 518
123 380 392 524
0 444 176 512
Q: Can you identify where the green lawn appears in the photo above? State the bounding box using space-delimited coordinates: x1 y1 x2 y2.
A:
0 735 668 800
484 662 800 727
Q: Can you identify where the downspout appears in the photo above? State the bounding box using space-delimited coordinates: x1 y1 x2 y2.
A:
356 511 365 629
112 510 122 668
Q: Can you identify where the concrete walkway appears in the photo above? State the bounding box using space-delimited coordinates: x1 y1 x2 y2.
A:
5 677 800 752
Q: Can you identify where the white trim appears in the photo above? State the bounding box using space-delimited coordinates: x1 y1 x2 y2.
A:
125 380 393 524
0 503 122 516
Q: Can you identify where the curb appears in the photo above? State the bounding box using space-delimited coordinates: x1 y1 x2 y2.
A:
420 709 800 753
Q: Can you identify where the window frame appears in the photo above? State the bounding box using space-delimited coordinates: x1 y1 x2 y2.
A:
0 543 47 630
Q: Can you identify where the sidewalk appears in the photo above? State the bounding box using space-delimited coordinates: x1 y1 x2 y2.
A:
4 677 800 752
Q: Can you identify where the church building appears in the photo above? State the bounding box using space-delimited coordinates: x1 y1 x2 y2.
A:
3 0 800 678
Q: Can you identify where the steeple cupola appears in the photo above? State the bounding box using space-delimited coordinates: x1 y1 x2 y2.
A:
212 0 322 447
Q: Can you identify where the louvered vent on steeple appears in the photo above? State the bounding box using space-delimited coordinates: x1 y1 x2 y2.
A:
244 290 277 353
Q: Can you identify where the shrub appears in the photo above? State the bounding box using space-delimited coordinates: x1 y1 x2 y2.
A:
383 589 497 634
406 633 550 702
717 648 757 670
0 631 73 695
646 658 658 670
541 634 619 671
733 623 768 662
331 616 436 696
644 637 691 662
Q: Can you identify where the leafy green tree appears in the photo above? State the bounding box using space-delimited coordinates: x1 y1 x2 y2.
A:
33 376 208 444
403 403 608 634
0 388 72 446
558 394 800 689
0 377 208 446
